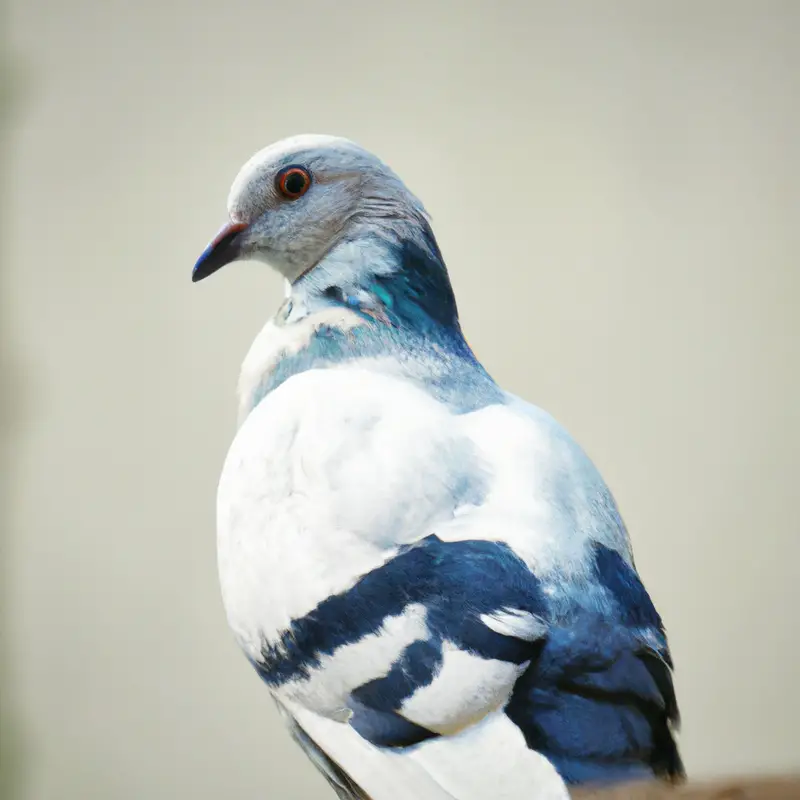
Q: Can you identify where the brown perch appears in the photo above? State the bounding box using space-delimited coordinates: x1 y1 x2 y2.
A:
572 776 800 799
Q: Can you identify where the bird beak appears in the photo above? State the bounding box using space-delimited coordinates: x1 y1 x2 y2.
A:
192 221 249 282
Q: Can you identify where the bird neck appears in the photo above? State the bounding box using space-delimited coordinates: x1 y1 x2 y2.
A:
289 220 464 340
236 225 499 425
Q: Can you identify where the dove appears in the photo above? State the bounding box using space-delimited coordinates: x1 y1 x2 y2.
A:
193 134 683 800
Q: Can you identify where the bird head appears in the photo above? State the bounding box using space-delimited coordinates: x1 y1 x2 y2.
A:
192 134 429 284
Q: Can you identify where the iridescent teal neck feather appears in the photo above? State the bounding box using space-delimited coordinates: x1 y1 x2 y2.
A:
246 222 505 417
292 213 460 332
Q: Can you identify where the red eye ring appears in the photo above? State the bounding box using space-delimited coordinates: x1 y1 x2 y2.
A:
276 166 312 200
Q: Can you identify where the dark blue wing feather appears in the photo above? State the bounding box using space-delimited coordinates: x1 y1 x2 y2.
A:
258 536 682 788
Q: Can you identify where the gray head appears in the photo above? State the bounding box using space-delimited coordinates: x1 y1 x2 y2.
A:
192 134 430 284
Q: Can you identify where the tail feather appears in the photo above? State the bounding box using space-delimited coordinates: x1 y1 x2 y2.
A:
274 698 373 800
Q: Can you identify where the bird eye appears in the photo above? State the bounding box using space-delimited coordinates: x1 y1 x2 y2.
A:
276 166 312 200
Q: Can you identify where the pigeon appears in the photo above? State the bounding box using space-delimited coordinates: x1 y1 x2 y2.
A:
192 134 684 800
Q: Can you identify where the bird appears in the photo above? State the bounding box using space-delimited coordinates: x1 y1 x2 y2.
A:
192 134 684 800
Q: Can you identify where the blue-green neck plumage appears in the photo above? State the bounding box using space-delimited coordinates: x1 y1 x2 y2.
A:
252 224 504 415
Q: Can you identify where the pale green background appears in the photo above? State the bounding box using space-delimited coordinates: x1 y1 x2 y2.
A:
3 2 799 799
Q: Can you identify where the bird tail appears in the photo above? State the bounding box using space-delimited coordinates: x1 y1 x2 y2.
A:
274 698 374 800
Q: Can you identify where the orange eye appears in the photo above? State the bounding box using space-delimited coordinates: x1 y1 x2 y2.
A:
276 166 312 200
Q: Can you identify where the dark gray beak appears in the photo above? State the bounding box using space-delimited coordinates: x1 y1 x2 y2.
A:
192 221 249 282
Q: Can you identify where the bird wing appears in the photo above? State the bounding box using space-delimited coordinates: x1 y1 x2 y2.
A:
266 529 680 796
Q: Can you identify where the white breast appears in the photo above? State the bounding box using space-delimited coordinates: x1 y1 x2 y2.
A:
217 366 479 659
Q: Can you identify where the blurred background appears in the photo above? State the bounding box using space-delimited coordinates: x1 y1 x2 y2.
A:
3 1 799 798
